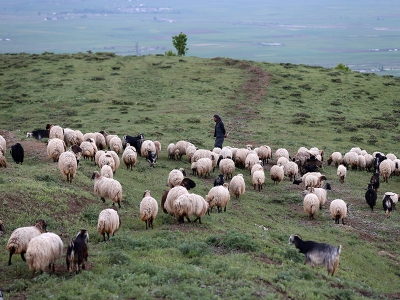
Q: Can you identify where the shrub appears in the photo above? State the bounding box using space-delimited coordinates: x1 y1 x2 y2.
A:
206 229 260 252
165 50 177 56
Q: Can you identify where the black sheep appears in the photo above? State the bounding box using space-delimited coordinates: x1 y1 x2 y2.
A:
214 174 224 186
10 143 24 164
370 172 380 193
383 195 394 218
66 229 89 276
365 183 377 211
181 178 196 190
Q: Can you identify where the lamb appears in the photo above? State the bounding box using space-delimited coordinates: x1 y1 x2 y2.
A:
252 169 265 192
80 138 98 161
289 234 341 276
196 157 213 178
58 150 78 183
257 145 272 165
162 186 189 215
219 157 235 180
140 190 159 229
10 143 24 164
173 193 208 224
379 159 392 183
285 161 299 181
205 183 230 213
26 232 63 278
141 140 156 157
122 144 137 170
66 229 89 276
230 174 246 198
6 219 48 265
46 124 64 140
26 129 49 140
303 192 319 219
337 164 346 184
109 136 123 154
382 192 398 210
214 174 224 186
101 165 114 178
97 207 121 241
330 199 348 225
327 152 343 168
168 168 186 188
92 171 123 208
365 183 377 211
270 165 285 184
47 138 66 162
383 194 394 218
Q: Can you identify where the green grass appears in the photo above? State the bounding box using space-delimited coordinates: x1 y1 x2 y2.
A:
0 53 400 299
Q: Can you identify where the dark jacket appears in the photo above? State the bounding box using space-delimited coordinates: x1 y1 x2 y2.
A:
214 119 226 138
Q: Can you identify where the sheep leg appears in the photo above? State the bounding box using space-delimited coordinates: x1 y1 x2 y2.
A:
341 218 345 225
224 207 226 212
253 184 256 190
218 206 221 213
186 216 191 223
118 201 121 209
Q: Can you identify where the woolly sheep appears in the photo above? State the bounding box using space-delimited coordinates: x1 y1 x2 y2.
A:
47 138 66 162
163 186 189 215
101 165 113 178
122 144 137 170
0 135 6 152
303 193 319 219
270 165 285 184
252 169 265 192
218 157 235 180
82 132 96 142
63 128 80 146
58 150 78 183
92 171 123 208
309 147 324 161
275 148 290 160
98 153 116 173
95 150 105 167
26 232 63 278
168 168 186 188
109 136 123 154
167 143 179 160
304 174 327 189
107 150 120 171
154 141 161 157
46 124 64 140
293 147 310 168
327 152 343 168
220 147 233 159
386 153 397 161
101 131 119 146
196 157 213 178
140 190 158 229
191 149 214 163
245 151 260 174
75 130 84 145
205 183 230 213
337 164 346 184
358 155 366 171
350 147 362 155
330 199 348 225
251 163 264 176
303 186 330 209
257 145 272 165
80 138 97 161
285 161 299 181
97 207 121 241
364 153 374 172
277 156 289 168
230 174 246 198
343 151 358 170
94 132 107 150
379 159 392 183
6 219 47 265
173 193 208 224
191 161 198 176
212 147 221 154
0 148 6 168
141 140 156 157
234 148 249 168
175 140 191 159
185 145 197 163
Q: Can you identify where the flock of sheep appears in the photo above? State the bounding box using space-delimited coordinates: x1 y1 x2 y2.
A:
1 126 399 277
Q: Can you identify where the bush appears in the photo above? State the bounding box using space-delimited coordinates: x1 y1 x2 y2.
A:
206 229 260 252
165 50 177 56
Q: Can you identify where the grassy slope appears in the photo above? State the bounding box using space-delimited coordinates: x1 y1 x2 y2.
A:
0 53 399 299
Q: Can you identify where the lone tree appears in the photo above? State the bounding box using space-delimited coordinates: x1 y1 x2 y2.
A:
172 32 189 56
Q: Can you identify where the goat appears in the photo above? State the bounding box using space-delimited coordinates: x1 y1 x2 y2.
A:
213 174 224 187
66 229 89 276
373 153 387 173
365 183 377 211
383 195 394 218
146 150 157 168
370 172 380 193
10 143 24 164
26 129 49 140
123 134 144 155
289 234 341 276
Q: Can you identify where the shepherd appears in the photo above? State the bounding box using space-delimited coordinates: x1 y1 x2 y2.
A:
213 114 227 149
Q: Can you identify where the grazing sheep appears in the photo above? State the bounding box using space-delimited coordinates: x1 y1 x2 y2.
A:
343 151 358 170
293 147 311 168
386 153 397 161
168 168 186 188
46 124 64 140
141 140 156 158
109 136 123 154
257 145 272 165
66 229 89 276
94 132 107 150
379 159 392 183
303 193 319 219
245 151 260 174
95 150 105 167
275 148 290 160
101 165 113 178
303 185 331 209
0 147 7 168
358 155 366 171
162 186 189 215
220 147 233 159
330 199 348 225
270 165 285 184
383 192 398 210
285 161 299 181
250 163 264 176
289 234 341 276
370 172 380 193
337 164 346 184
219 157 236 180
122 144 137 170
173 193 208 224
205 183 230 213
252 169 265 192
58 150 78 183
140 190 159 229
327 152 343 168
230 174 246 199
364 153 374 172
365 183 377 211
63 128 80 146
97 207 121 242
383 194 394 218
214 174 224 187
186 145 197 163
92 171 123 208
181 178 196 190
47 138 66 162
277 156 289 169
6 219 48 265
196 157 213 178
167 143 179 160
234 148 249 168
98 153 116 173
80 138 98 161
304 174 327 189
175 140 192 160
108 150 120 171
26 232 63 278
10 143 24 164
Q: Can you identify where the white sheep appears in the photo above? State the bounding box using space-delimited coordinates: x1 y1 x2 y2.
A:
6 219 47 265
154 141 162 157
58 150 78 183
303 193 319 219
122 144 137 170
141 140 156 157
191 149 214 163
337 164 346 184
358 154 366 171
47 138 66 162
245 151 260 174
173 193 208 224
26 232 63 278
234 148 249 168
82 132 96 142
109 136 123 154
303 186 329 209
101 165 114 178
330 199 348 225
364 153 374 172
304 174 327 189
257 145 272 165
186 145 197 163
343 151 358 170
252 169 265 192
140 190 158 229
270 165 285 184
196 157 213 178
277 156 289 168
251 163 264 176
212 147 222 154
230 174 246 198
275 148 290 160
205 183 230 213
95 150 105 167
285 161 299 181
47 124 64 140
98 153 116 173
379 159 392 183
175 140 191 159
167 143 179 160
107 150 120 171
350 147 362 155
0 135 6 151
163 186 189 215
80 138 98 161
94 132 107 150
168 168 186 188
97 207 121 241
92 171 123 208
63 128 80 146
220 147 233 159
327 152 343 167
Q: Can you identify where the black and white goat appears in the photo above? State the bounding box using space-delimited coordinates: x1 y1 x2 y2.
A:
383 195 394 218
146 150 157 168
123 134 144 155
365 183 377 211
373 153 387 173
289 234 342 276
66 229 89 276
26 129 49 140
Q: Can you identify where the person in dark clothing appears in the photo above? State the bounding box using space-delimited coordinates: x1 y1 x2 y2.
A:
213 114 227 149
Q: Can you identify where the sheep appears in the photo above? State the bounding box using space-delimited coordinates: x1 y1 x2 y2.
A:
234 148 249 168
285 161 299 181
181 178 196 190
92 171 123 208
58 150 78 183
303 185 331 209
122 144 137 170
191 149 214 163
94 132 107 150
140 190 159 229
196 157 213 178
191 161 198 176
337 164 346 184
6 219 48 265
168 168 186 188
257 145 272 165
107 150 120 171
365 183 377 211
173 193 208 224
47 138 66 162
327 152 343 168
289 234 341 276
230 174 245 198
95 150 105 167
146 150 158 168
370 172 380 193
220 147 233 159
101 165 114 178
0 148 6 168
97 207 121 241
26 129 49 140
379 159 392 183
212 147 221 154
358 155 366 171
309 147 324 161
98 153 116 173
293 147 310 168
162 186 189 215
205 183 230 213
214 174 224 187
252 169 265 192
219 157 235 180
46 124 64 140
350 147 362 155
303 193 319 219
80 138 98 161
154 141 161 157
343 151 358 170
26 232 63 278
63 128 80 146
109 136 123 154
373 153 387 173
175 140 192 160
383 194 394 218
141 140 156 157
330 199 348 225
386 153 397 161
383 192 398 210
10 143 24 164
251 163 264 176
245 151 260 174
75 130 84 145
364 153 374 172
167 143 179 160
123 133 144 154
304 174 327 189
270 165 285 184
277 156 289 168
66 229 89 276
186 145 197 163
0 219 6 235
275 148 290 160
